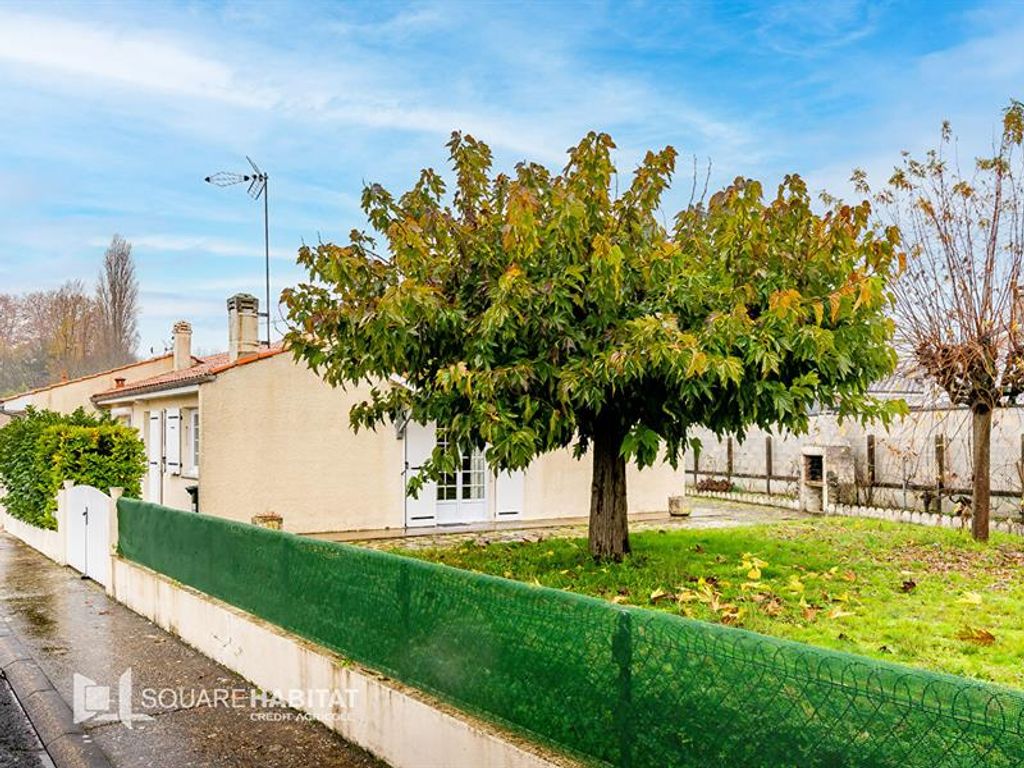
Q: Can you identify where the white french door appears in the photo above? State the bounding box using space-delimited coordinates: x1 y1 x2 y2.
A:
435 433 487 525
404 423 491 527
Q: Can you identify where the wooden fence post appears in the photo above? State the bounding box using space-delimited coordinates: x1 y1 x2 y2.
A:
866 435 876 506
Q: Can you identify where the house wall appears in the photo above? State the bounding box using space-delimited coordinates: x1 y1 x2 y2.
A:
0 356 174 416
112 391 201 513
199 353 689 532
199 354 406 534
520 449 688 520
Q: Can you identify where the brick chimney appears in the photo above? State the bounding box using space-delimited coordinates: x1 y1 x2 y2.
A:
227 293 260 363
172 320 192 371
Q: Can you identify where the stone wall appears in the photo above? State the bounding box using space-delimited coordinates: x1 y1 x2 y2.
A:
686 407 1024 518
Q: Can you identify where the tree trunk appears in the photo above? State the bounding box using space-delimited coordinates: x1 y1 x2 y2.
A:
589 424 630 561
971 404 992 542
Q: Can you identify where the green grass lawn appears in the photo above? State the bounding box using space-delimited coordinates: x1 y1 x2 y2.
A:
399 517 1024 689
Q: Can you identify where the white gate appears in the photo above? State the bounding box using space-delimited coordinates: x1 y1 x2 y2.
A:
65 484 111 587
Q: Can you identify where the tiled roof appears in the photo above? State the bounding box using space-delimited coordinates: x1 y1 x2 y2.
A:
868 373 926 395
209 343 287 374
91 343 287 402
0 354 173 404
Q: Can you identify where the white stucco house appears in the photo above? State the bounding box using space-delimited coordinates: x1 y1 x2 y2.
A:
3 293 690 536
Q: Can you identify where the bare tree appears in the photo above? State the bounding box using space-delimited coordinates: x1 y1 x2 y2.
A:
870 100 1024 541
95 234 139 368
0 293 34 396
42 281 99 381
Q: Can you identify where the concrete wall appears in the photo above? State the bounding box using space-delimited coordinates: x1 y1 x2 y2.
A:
0 355 175 416
199 354 406 533
687 407 1024 517
110 556 571 768
2 492 570 768
0 510 64 564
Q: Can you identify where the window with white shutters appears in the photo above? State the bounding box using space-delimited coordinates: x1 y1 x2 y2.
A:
165 407 182 476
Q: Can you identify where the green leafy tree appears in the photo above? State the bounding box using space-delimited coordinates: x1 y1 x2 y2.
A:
285 132 904 559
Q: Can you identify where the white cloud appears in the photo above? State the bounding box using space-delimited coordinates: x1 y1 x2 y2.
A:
0 10 274 107
95 234 296 262
0 8 748 164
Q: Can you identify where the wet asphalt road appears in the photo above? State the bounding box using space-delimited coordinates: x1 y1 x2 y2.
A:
0 533 386 768
0 672 46 768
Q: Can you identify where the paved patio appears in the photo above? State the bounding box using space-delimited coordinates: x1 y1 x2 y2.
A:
341 497 808 551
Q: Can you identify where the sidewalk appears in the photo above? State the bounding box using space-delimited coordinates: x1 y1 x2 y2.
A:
0 533 385 768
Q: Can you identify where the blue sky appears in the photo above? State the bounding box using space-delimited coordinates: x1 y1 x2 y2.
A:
1 0 1022 355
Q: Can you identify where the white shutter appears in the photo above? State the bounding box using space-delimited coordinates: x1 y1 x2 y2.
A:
496 469 525 518
165 408 181 476
404 421 436 527
147 412 163 503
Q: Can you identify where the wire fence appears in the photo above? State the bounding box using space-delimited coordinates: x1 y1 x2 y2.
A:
117 499 1024 767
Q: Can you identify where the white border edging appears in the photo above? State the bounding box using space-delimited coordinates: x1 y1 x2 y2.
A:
823 502 1024 536
687 490 1024 536
110 556 572 768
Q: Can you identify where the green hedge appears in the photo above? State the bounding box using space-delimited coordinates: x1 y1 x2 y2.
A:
35 424 145 521
0 407 144 529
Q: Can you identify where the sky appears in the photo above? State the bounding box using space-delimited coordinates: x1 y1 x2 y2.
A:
0 0 1022 355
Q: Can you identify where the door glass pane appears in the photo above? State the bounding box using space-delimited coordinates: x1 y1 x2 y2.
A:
436 430 457 501
462 448 485 500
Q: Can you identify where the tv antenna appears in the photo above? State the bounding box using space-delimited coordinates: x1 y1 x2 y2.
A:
204 156 271 346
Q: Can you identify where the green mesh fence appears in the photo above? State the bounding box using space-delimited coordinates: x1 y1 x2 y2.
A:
117 499 1024 767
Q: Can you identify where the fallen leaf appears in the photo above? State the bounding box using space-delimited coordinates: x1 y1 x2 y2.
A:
900 580 917 593
826 607 854 620
739 553 768 581
956 626 996 645
649 588 675 603
958 591 983 605
720 607 742 625
842 570 857 582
